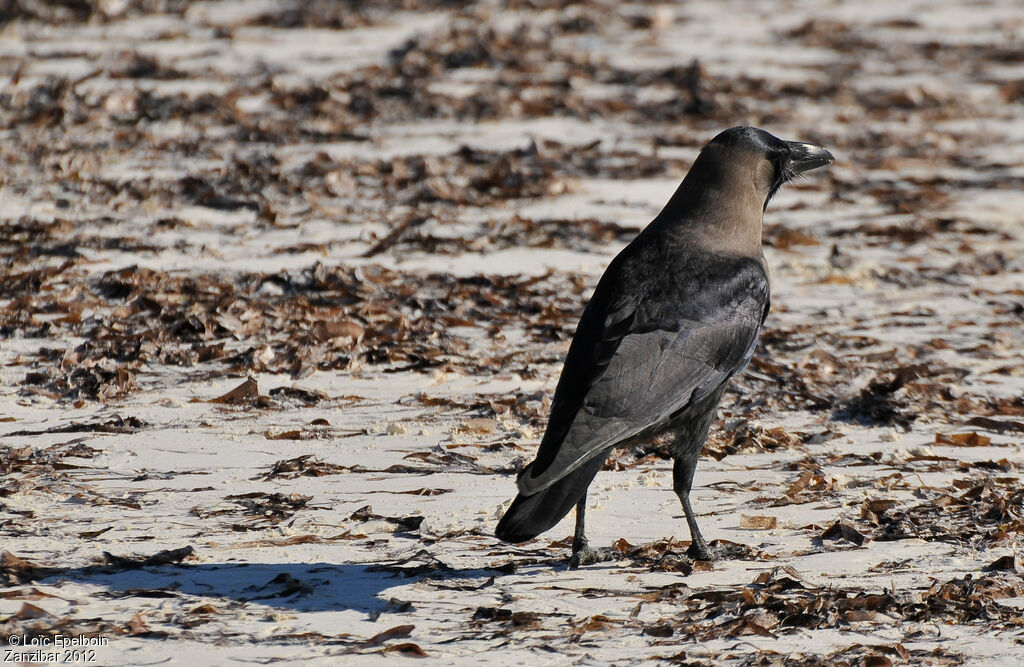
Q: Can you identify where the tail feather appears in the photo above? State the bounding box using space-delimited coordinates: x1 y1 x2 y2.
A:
495 454 607 543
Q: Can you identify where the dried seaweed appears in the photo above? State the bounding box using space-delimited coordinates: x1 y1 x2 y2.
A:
2 1 1023 664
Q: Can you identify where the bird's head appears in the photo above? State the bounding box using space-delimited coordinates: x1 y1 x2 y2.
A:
704 126 834 210
657 126 834 255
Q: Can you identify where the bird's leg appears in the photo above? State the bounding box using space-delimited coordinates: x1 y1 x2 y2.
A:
569 494 589 565
673 457 711 560
567 492 617 569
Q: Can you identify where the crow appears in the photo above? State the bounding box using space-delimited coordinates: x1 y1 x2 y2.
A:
495 127 834 567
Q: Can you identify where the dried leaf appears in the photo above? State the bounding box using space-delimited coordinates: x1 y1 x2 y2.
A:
102 545 195 568
313 320 364 343
740 514 777 530
210 377 259 404
643 622 674 637
964 416 1024 433
395 488 452 496
843 610 896 623
820 520 870 546
611 538 634 553
934 432 992 447
383 642 427 657
16 602 53 619
126 612 150 634
265 429 303 440
458 418 498 434
986 554 1024 574
864 657 893 667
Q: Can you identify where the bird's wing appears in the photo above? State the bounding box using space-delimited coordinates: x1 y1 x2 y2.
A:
518 252 769 495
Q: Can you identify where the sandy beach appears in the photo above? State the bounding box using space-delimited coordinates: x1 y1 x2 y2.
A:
2 0 1023 664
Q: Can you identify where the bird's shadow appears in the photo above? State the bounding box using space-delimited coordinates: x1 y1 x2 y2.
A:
31 561 508 615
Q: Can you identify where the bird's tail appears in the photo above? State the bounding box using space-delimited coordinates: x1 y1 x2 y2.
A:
495 454 606 543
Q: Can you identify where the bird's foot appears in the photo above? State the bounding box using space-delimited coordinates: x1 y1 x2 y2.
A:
685 537 712 561
568 541 619 569
686 539 752 562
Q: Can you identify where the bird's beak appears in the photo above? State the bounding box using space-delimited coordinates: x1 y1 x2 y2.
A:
784 141 835 175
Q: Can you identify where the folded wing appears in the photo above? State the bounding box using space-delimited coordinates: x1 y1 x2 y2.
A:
518 251 769 495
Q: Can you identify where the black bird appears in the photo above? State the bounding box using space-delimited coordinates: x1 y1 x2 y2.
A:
495 127 833 567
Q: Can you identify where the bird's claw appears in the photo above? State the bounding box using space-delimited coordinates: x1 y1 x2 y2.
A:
568 546 618 569
686 539 751 562
686 539 712 561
